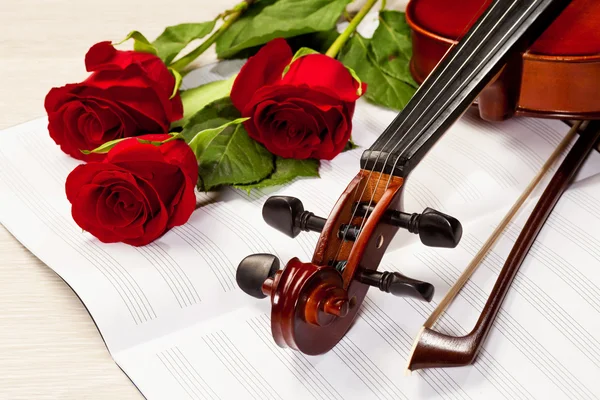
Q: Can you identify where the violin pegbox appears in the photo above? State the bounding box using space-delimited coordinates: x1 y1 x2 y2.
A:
236 170 463 355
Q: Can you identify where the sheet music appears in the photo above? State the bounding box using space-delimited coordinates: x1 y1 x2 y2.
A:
1 60 600 399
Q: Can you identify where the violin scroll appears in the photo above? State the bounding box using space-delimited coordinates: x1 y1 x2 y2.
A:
235 170 462 355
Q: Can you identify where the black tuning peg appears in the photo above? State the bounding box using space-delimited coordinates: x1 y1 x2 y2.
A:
236 254 280 299
357 204 462 248
356 268 434 302
416 208 463 248
262 196 326 238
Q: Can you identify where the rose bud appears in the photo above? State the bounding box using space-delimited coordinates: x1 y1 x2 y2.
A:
231 38 366 160
65 135 197 246
45 42 183 161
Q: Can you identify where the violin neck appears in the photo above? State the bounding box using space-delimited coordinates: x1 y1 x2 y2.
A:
361 0 570 178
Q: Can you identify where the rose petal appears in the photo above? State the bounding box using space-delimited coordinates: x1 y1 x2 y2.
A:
108 136 168 164
60 88 140 135
106 186 143 226
85 63 182 123
281 54 364 102
84 42 118 72
47 42 183 163
158 138 198 187
243 84 354 159
125 181 169 246
230 38 293 112
65 132 196 246
71 184 123 243
167 180 196 228
44 84 83 113
65 163 113 202
85 41 156 73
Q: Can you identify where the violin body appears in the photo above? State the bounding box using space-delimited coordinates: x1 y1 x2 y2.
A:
406 0 600 121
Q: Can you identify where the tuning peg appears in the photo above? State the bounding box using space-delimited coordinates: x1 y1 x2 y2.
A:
357 204 462 248
236 253 280 299
415 208 462 248
356 268 434 302
262 196 326 238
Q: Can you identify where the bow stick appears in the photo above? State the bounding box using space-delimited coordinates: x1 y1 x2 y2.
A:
406 120 600 371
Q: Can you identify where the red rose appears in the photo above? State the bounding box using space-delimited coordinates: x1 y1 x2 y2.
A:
45 42 183 161
231 38 365 160
65 134 197 246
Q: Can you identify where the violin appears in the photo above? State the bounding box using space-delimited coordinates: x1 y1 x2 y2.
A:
407 0 600 121
403 0 600 370
235 0 592 356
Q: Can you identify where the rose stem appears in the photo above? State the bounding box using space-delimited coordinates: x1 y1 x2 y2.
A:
170 0 254 71
325 0 379 59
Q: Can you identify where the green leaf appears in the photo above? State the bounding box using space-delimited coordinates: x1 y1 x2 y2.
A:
282 47 319 76
290 47 320 63
288 29 340 54
339 33 416 111
137 138 174 146
80 135 173 155
194 125 275 191
179 117 249 146
181 98 274 190
81 138 129 154
344 138 359 151
345 65 364 96
173 76 236 128
116 31 158 55
168 68 183 99
216 0 351 59
180 97 243 141
152 21 217 65
336 10 417 109
370 11 416 84
224 28 340 60
235 157 319 192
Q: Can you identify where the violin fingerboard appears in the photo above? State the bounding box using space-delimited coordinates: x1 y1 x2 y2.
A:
361 0 571 178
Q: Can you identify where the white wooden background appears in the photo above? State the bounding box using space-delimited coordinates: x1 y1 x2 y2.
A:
0 0 407 398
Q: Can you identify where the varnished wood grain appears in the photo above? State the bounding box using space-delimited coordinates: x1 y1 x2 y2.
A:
342 170 404 284
269 170 406 355
406 0 600 121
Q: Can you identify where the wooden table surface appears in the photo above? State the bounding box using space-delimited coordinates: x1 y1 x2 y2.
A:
0 0 407 398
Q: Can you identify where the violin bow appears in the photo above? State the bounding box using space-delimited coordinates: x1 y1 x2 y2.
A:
407 120 600 371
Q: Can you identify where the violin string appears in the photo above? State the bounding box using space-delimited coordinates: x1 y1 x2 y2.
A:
372 0 539 221
331 0 516 266
330 0 510 267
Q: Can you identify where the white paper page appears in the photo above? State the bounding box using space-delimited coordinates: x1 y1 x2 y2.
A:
1 60 600 399
113 174 600 400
